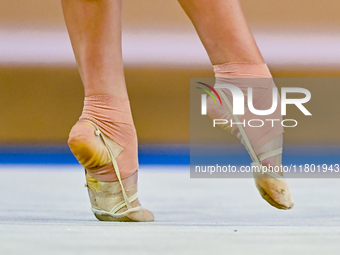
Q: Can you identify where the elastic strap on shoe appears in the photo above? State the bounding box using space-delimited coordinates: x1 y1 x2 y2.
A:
217 88 259 163
258 148 283 162
110 193 138 214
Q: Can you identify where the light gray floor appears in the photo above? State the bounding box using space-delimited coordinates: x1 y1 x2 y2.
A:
1 165 340 255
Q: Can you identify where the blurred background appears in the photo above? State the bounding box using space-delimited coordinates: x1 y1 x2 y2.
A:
0 0 339 164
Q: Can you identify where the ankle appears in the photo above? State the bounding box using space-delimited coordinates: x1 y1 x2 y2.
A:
69 94 139 182
213 62 272 79
80 94 136 142
83 77 128 98
209 62 284 159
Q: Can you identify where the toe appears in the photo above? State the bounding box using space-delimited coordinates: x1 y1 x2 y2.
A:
128 208 154 222
255 179 294 210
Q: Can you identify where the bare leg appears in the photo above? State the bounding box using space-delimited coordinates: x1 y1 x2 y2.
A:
62 0 154 221
178 0 264 65
61 0 127 97
179 0 294 209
